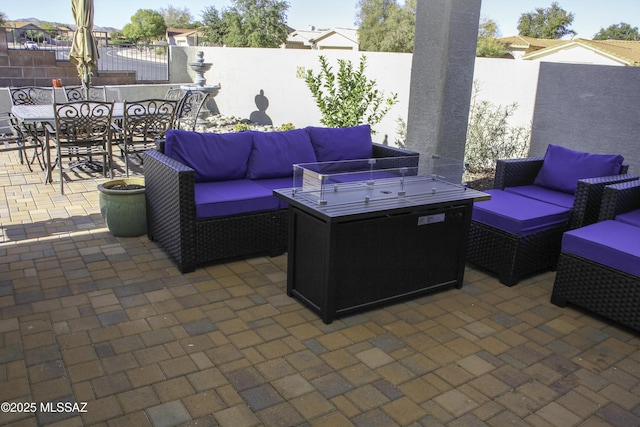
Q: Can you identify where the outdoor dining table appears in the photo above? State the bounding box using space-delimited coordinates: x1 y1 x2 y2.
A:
10 102 125 183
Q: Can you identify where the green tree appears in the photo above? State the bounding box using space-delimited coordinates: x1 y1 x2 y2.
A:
517 2 576 39
123 9 167 45
476 18 507 57
200 0 289 48
160 6 193 28
39 22 58 39
357 0 416 52
0 11 7 26
593 22 640 40
201 6 226 45
305 55 398 128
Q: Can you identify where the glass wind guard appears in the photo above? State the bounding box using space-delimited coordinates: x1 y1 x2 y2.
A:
288 155 467 206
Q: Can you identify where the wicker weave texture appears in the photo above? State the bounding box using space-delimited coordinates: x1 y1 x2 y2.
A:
143 142 419 272
551 252 640 332
599 180 640 221
467 220 565 286
468 157 636 286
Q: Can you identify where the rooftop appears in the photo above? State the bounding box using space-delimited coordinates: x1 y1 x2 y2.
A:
1 151 639 426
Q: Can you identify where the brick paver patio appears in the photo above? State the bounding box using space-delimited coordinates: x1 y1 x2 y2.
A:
1 150 639 426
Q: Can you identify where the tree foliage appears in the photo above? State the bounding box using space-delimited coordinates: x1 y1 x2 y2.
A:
593 22 640 40
123 9 167 45
0 11 7 26
200 0 289 48
160 6 193 28
356 0 416 52
305 55 398 128
517 2 576 39
476 18 507 57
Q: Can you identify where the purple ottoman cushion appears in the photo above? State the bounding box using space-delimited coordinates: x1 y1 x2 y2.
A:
473 189 571 235
562 220 640 277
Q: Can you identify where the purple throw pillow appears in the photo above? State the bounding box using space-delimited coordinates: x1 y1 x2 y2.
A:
307 124 373 162
533 144 623 194
165 129 254 182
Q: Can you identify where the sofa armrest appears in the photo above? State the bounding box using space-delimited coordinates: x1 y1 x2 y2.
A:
571 173 639 228
143 149 198 273
493 157 544 189
371 143 419 169
599 179 640 221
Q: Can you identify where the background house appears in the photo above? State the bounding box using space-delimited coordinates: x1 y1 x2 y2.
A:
283 27 359 50
500 36 640 66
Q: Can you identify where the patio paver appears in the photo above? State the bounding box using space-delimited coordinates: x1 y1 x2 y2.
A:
1 150 640 426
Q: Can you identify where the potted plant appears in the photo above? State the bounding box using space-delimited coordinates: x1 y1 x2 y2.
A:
97 177 146 237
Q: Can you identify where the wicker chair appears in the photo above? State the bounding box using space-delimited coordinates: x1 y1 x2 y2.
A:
466 154 636 286
551 180 640 332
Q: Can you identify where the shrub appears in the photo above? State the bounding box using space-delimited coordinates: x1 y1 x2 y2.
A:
305 55 398 129
465 81 530 173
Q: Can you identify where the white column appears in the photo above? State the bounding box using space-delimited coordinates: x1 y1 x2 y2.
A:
406 0 481 179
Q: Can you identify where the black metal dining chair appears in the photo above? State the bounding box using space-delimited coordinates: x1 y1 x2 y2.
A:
8 86 55 169
118 99 178 177
63 86 108 102
174 90 208 131
45 101 115 194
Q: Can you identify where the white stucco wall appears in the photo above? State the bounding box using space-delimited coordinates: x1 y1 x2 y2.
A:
170 47 539 146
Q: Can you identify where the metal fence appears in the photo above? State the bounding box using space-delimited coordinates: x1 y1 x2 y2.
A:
6 31 169 82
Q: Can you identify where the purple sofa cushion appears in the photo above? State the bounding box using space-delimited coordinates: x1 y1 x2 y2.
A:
505 185 575 209
194 180 280 219
472 189 571 236
165 129 253 182
247 129 317 179
615 209 640 228
562 220 640 277
533 144 623 194
254 177 295 208
307 125 373 162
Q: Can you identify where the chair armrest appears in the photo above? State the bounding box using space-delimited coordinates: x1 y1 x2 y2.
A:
493 157 544 189
571 174 639 228
142 149 198 272
599 179 640 221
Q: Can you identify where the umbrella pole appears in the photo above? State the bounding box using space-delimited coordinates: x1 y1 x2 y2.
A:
82 70 90 99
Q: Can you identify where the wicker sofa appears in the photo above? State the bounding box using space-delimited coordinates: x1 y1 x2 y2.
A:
467 144 636 286
143 125 419 273
551 180 640 332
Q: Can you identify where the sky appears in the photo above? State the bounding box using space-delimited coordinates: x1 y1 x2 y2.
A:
1 0 639 39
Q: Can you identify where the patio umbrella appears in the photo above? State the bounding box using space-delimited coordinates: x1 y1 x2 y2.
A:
69 0 99 98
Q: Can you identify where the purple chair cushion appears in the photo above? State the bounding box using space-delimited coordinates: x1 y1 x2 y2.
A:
194 180 280 219
165 129 253 182
247 129 317 179
615 209 640 228
505 185 575 209
472 190 571 236
307 125 373 162
562 220 640 277
533 144 623 194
